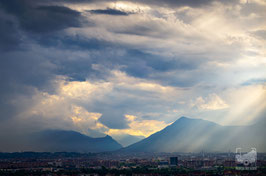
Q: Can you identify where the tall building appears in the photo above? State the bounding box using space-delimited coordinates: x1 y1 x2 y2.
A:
170 157 178 166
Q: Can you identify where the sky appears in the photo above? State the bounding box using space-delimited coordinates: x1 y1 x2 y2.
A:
0 0 265 146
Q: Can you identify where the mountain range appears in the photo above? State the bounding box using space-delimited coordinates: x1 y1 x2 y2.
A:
122 117 266 153
7 116 266 153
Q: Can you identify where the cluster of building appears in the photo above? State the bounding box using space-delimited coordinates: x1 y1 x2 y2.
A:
0 152 265 175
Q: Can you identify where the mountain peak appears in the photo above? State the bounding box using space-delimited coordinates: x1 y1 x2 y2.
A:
173 117 219 126
173 116 192 123
104 135 112 139
178 116 190 120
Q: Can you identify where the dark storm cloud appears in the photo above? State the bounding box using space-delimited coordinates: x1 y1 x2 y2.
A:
35 34 113 50
30 34 122 82
41 0 96 3
0 0 82 33
0 12 22 51
89 8 130 16
121 49 197 77
26 29 200 86
0 51 57 95
0 0 203 91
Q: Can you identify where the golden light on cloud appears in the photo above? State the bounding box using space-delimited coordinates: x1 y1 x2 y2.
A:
125 114 136 122
60 80 112 100
69 105 107 135
107 115 169 137
109 70 182 99
70 105 101 122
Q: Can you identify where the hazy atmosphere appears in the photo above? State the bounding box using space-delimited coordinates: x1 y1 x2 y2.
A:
0 0 265 151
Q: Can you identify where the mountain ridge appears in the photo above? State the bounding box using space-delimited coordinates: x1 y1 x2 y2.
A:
25 129 123 153
122 116 266 153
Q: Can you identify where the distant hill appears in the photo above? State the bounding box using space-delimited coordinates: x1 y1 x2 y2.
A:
25 130 122 153
123 117 266 153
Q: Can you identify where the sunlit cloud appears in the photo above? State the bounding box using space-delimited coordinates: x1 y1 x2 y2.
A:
192 94 229 110
107 115 169 137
